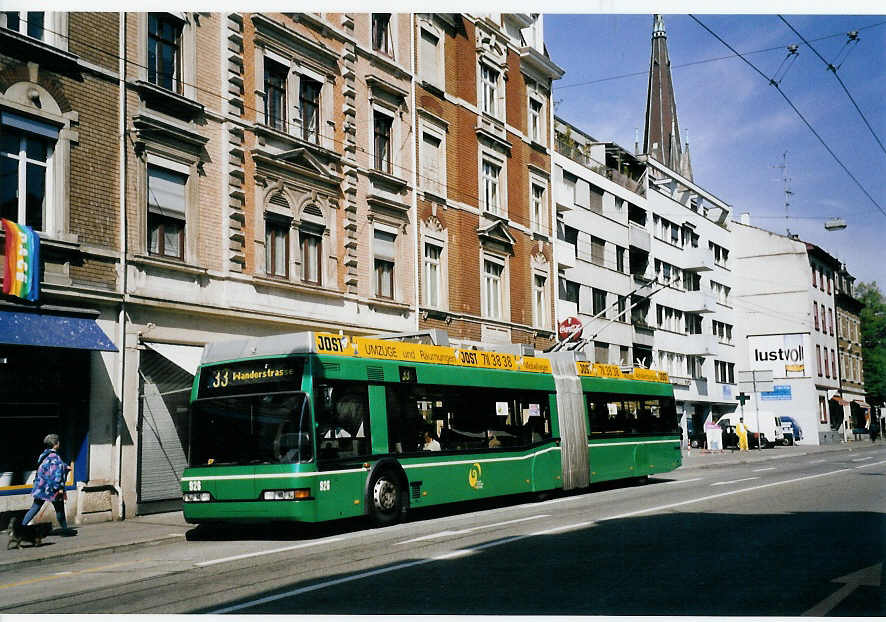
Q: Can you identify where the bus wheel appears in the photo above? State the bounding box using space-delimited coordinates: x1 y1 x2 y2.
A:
368 470 404 526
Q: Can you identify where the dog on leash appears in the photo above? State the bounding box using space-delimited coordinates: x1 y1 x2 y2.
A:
6 516 53 549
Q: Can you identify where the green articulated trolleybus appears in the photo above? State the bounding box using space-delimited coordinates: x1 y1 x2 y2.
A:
181 331 681 527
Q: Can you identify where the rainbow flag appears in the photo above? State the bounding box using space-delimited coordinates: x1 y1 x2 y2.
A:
2 219 40 301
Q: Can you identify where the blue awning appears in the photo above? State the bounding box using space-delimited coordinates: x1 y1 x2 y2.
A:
0 310 117 351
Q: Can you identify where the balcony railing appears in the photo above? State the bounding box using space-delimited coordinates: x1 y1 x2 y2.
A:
555 137 645 196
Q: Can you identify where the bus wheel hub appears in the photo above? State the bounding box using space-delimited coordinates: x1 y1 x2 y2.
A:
373 478 397 511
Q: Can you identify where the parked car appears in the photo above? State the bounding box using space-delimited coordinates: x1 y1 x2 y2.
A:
780 415 803 442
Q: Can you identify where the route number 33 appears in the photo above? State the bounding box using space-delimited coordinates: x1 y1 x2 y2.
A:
319 480 331 492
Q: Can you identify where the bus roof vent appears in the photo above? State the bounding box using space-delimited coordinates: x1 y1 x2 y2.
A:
366 366 385 382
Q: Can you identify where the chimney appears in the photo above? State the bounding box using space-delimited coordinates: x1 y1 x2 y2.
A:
740 212 750 225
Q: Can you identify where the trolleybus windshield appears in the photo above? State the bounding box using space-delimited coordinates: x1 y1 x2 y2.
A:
189 393 312 466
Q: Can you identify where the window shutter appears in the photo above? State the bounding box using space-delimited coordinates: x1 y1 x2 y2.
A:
374 229 396 261
147 166 187 218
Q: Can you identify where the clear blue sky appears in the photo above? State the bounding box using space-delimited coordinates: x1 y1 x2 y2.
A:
545 13 886 290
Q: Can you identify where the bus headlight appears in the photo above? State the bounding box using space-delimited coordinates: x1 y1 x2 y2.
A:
261 488 311 501
183 492 211 502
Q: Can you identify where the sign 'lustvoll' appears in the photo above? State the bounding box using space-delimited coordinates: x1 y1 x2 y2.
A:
2 219 40 301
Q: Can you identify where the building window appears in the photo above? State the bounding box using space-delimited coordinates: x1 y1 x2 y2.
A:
529 98 543 142
827 275 832 294
373 111 393 174
264 59 288 132
616 246 625 273
480 63 498 117
374 229 396 299
1 11 43 39
715 360 735 384
371 13 392 56
617 295 627 322
824 347 830 378
483 259 503 319
816 345 822 376
656 304 683 333
831 349 836 380
591 236 605 267
148 13 182 94
595 341 609 364
0 122 54 231
146 164 186 260
710 241 729 266
423 242 441 308
814 302 820 331
533 274 548 329
559 277 579 303
686 314 703 335
531 183 546 233
265 217 289 278
482 158 501 215
828 307 834 335
418 26 442 88
711 280 730 305
592 288 607 317
812 267 816 287
420 129 444 196
300 230 321 285
299 76 321 143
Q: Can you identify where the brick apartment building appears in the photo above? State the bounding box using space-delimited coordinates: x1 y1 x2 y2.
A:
413 14 563 351
0 12 122 522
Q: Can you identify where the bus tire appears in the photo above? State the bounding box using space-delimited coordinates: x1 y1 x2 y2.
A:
367 469 405 527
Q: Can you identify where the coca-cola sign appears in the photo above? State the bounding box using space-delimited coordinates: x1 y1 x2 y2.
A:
558 316 583 341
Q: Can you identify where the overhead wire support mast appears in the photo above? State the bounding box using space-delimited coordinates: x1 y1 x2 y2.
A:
778 15 886 157
688 15 886 219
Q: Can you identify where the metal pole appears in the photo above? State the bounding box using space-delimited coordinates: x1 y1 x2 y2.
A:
753 375 762 450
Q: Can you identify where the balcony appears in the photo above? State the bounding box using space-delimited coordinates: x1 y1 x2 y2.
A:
556 239 577 269
632 321 655 347
628 223 651 253
683 246 714 272
683 290 717 314
685 333 717 357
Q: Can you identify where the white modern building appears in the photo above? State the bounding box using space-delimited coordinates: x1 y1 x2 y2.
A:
732 217 843 445
552 118 646 367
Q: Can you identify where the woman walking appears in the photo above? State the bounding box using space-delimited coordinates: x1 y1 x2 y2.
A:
21 434 77 536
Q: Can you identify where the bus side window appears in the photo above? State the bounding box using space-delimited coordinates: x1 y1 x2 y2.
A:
315 381 371 459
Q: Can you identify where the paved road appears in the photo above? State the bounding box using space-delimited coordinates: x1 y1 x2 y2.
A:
2 444 884 615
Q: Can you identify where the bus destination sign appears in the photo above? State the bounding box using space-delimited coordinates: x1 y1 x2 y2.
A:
198 359 305 399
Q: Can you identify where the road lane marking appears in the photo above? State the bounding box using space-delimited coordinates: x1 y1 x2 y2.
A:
804 562 883 616
211 534 535 614
711 477 760 487
207 465 859 614
752 467 776 472
856 459 886 469
663 477 703 485
809 460 826 464
0 561 134 590
531 521 593 535
196 536 345 567
852 456 873 462
396 514 549 544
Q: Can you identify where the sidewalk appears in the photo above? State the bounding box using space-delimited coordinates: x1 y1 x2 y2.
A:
679 439 870 470
2 510 189 569
2 440 879 568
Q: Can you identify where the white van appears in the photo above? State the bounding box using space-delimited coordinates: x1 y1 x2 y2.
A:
716 411 785 448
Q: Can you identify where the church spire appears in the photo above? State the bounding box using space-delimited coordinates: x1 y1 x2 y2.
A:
643 14 693 180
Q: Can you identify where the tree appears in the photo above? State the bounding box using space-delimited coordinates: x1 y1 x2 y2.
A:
856 281 886 406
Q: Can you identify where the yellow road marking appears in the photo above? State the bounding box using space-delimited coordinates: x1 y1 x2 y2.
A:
0 561 135 590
